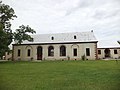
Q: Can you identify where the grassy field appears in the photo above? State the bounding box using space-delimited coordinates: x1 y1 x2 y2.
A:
0 60 120 90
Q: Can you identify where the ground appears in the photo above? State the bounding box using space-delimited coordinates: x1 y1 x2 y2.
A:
0 60 120 90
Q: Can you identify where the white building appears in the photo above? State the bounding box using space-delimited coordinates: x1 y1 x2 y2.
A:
5 52 12 60
97 40 120 59
13 31 98 61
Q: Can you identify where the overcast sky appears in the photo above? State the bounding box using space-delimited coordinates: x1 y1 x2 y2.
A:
3 0 120 41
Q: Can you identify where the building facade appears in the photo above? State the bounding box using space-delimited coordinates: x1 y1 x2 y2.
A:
13 31 98 60
97 40 120 59
97 48 120 59
5 52 12 60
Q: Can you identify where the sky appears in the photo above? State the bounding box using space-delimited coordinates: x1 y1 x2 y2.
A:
2 0 120 41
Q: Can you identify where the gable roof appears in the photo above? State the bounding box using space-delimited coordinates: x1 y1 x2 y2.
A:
21 31 97 44
97 40 120 48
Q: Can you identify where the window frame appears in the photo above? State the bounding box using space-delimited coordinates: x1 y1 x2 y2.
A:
98 50 101 54
114 49 118 54
27 49 31 57
48 46 54 56
74 35 76 39
18 49 21 57
60 45 66 56
51 37 54 40
86 48 90 56
73 48 77 56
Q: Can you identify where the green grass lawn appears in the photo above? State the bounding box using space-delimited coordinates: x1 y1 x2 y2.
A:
0 60 120 90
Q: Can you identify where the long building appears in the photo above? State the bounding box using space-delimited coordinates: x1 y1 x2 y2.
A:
13 31 98 61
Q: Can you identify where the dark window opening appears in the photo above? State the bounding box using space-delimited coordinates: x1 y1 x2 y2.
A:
98 50 101 54
48 46 54 56
18 49 20 56
60 46 66 56
86 48 90 56
51 37 54 40
27 49 31 56
114 50 117 54
37 46 42 60
73 48 77 56
104 48 110 57
74 35 76 39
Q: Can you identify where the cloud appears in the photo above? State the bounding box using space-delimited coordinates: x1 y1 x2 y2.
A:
3 0 120 41
92 8 120 20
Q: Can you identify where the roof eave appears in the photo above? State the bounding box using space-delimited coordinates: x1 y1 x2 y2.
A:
13 41 98 46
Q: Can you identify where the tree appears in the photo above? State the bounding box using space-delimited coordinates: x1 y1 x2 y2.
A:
0 1 16 59
0 1 36 59
14 25 36 44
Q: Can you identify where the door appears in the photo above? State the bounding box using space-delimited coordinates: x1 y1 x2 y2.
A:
104 48 110 58
37 46 42 60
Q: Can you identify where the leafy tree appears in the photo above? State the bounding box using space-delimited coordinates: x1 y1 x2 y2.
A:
0 1 16 59
0 1 36 59
14 25 36 44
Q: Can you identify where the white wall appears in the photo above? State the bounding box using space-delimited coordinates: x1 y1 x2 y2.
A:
5 52 12 60
98 48 120 59
13 42 97 61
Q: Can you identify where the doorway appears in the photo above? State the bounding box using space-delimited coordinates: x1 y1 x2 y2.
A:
37 46 42 60
104 48 110 58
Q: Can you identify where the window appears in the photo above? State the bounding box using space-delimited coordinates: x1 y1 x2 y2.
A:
18 49 20 56
86 48 90 56
60 45 66 56
98 50 101 54
48 46 54 56
27 49 31 56
73 48 77 56
51 37 54 40
74 35 76 39
114 50 117 54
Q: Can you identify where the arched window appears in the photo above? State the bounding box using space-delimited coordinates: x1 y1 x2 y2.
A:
48 46 54 56
37 46 42 60
25 45 33 57
27 49 31 56
60 45 66 56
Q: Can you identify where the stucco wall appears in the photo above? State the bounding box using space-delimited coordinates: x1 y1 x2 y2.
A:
5 52 12 60
13 42 97 61
98 48 120 59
